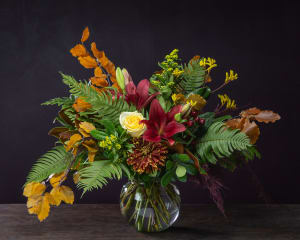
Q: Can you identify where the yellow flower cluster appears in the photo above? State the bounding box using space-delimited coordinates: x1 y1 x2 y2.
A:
218 94 237 109
165 49 179 61
225 70 238 84
172 68 184 77
199 57 217 73
172 93 186 104
99 135 121 150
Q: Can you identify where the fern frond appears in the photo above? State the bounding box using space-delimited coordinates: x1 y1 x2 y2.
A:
197 122 252 164
41 96 74 108
181 61 206 93
61 73 136 124
25 146 73 184
77 160 123 194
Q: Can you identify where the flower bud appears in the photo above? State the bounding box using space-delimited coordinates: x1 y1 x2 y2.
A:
180 103 192 118
122 68 133 86
174 113 182 122
116 67 125 91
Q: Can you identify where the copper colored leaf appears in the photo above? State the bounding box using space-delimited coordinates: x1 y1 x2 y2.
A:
91 42 105 60
70 44 88 57
81 27 89 43
59 130 77 142
185 148 200 172
226 118 246 130
73 97 92 112
240 107 261 117
104 60 116 76
255 110 281 123
48 127 69 139
242 119 260 144
78 56 97 68
94 67 103 77
59 109 74 126
90 76 109 87
189 55 200 63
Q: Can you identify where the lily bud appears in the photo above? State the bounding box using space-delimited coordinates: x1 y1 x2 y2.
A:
122 68 133 85
116 67 125 91
174 113 182 122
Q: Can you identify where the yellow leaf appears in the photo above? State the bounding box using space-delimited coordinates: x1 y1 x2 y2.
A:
44 192 56 206
23 182 46 198
70 44 88 57
78 56 98 69
81 27 89 43
38 194 51 222
50 171 67 188
65 134 82 152
50 185 74 206
73 172 80 184
27 195 42 214
79 122 96 133
49 187 62 206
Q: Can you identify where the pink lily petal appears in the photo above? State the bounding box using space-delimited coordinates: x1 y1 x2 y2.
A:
163 121 186 138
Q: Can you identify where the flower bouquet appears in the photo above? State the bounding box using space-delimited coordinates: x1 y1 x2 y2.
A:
23 27 280 232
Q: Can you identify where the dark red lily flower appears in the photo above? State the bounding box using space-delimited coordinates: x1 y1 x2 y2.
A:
141 99 186 145
125 79 159 110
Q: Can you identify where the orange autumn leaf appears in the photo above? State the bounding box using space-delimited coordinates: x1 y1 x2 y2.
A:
73 172 80 184
226 118 246 130
81 27 89 43
104 60 116 76
70 44 88 57
73 97 92 112
37 194 51 222
90 76 109 87
189 55 201 63
91 42 105 60
78 56 98 68
23 182 46 198
65 134 82 152
50 171 67 188
27 193 53 222
27 195 42 215
48 127 69 139
50 185 74 206
94 66 103 77
79 122 96 133
82 139 98 162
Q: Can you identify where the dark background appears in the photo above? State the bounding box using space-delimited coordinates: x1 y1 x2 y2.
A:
1 0 299 204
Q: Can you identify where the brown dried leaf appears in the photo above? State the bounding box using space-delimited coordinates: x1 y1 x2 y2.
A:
241 119 260 144
240 107 261 118
78 56 97 68
65 134 82 152
79 122 96 133
70 44 88 57
81 27 89 43
48 127 69 139
255 110 281 123
59 109 74 126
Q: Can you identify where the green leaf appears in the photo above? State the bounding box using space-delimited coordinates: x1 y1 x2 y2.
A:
176 165 186 177
161 170 174 187
177 174 187 182
99 119 115 135
212 115 232 123
184 164 198 175
90 130 107 140
192 87 211 100
197 122 252 164
166 160 174 170
25 146 73 185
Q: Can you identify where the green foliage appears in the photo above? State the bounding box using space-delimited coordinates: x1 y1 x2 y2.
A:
242 146 261 162
197 122 252 164
41 96 75 108
60 73 136 124
25 146 73 184
77 160 123 194
181 60 206 93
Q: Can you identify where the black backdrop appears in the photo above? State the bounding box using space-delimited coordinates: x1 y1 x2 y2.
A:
1 0 299 204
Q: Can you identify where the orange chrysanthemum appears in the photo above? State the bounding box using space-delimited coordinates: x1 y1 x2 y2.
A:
127 138 168 174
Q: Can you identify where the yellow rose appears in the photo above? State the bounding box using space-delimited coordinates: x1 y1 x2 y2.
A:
119 112 146 137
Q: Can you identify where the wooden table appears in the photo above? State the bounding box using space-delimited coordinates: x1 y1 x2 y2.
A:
0 204 299 239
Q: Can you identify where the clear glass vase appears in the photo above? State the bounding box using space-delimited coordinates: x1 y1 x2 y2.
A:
120 181 180 232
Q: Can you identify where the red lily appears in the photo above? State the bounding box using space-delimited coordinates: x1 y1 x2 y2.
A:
141 99 186 145
125 79 159 110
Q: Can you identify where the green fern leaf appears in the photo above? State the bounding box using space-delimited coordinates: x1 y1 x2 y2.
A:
197 122 252 164
181 61 206 93
77 160 122 194
25 146 73 184
41 96 75 108
61 73 136 124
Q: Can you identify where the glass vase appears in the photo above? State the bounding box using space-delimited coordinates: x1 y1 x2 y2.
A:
120 181 180 232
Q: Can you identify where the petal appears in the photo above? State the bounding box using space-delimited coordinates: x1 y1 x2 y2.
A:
163 121 186 138
167 105 182 122
167 137 175 146
136 79 150 109
149 99 166 127
140 92 160 110
125 81 136 96
143 129 161 142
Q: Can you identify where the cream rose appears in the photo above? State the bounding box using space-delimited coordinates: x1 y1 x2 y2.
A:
119 112 146 137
